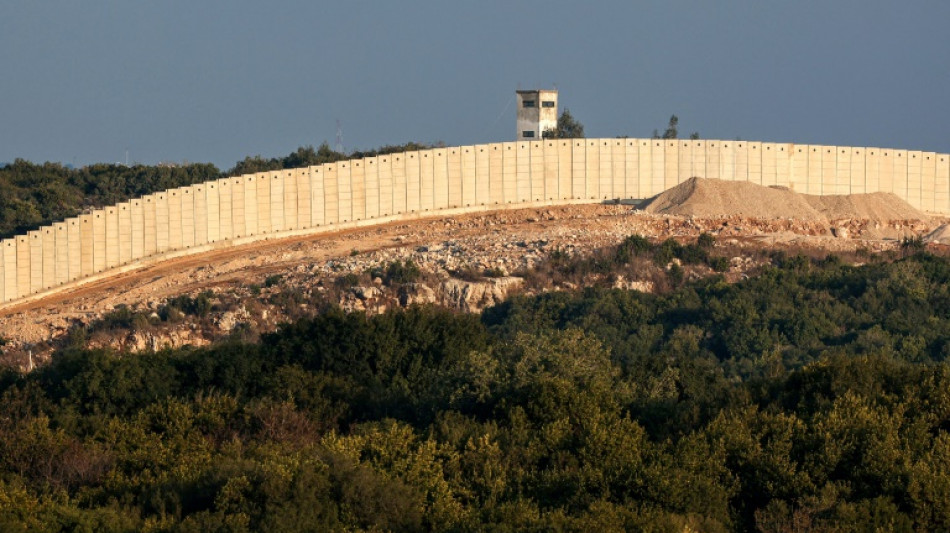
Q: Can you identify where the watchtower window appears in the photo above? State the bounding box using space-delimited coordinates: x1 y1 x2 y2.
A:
522 130 535 138
523 100 536 108
542 100 555 108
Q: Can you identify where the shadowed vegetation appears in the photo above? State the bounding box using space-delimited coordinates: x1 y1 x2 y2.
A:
2 251 950 530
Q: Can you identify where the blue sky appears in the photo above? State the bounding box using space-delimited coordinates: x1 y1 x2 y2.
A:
1 1 948 169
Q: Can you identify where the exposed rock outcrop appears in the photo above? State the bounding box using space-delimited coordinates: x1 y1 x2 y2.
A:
439 277 524 313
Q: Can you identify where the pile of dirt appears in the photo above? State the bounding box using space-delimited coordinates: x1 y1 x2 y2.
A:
643 178 930 223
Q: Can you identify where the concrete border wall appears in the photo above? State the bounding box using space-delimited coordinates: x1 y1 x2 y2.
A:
2 138 948 309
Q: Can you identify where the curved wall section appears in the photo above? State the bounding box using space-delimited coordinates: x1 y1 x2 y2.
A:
2 138 949 309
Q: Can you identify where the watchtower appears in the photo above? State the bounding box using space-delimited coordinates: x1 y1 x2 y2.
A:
516 89 558 141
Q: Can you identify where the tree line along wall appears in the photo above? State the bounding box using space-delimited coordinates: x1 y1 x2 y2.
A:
1 138 949 308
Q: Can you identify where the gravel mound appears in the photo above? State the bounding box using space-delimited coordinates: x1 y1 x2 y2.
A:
924 224 950 244
643 178 930 223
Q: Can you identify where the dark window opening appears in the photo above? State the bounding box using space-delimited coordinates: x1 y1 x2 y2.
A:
522 130 535 138
541 100 555 108
523 100 536 108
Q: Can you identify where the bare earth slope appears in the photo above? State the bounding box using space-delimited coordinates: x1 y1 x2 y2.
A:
643 177 930 223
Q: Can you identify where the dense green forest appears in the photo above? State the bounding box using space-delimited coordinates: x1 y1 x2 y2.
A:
2 250 950 531
0 142 435 240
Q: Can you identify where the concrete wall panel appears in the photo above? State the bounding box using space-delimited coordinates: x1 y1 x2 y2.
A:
53 222 69 285
227 178 243 238
377 157 393 217
29 232 42 293
637 140 653 197
142 195 157 256
585 140 601 199
609 139 625 199
515 143 531 203
677 140 692 182
131 199 144 260
462 146 477 206
351 161 366 220
105 206 119 269
805 146 822 194
269 172 285 231
489 144 504 204
67 218 81 281
835 146 851 194
217 179 233 241
775 144 791 189
691 141 707 181
529 142 545 202
295 169 312 230
650 140 665 196
664 140 679 190
363 159 380 219
167 190 183 250
181 188 196 248
864 147 881 192
3 239 16 302
878 150 895 195
819 147 836 195
404 153 420 213
892 150 909 201
476 144 491 205
761 143 778 186
789 145 807 191
430 149 447 210
41 226 55 289
597 140 612 199
418 151 434 212
746 142 761 184
544 140 560 200
155 193 170 253
570 141 586 199
498 143 515 203
118 203 132 264
706 141 721 181
391 154 407 214
80 215 94 276
310 166 325 225
193 186 208 246
0 245 4 302
16 236 29 298
721 141 737 181
921 152 936 213
4 239 17 301
556 141 572 200
446 148 463 207
936 154 950 214
850 148 866 194
907 151 923 210
324 164 341 223
624 140 639 198
602 139 619 198
254 174 271 234
243 175 258 236
203 182 219 242
734 142 749 183
281 170 298 229
54 223 68 286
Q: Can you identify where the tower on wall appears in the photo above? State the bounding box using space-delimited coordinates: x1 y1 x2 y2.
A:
516 89 558 141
